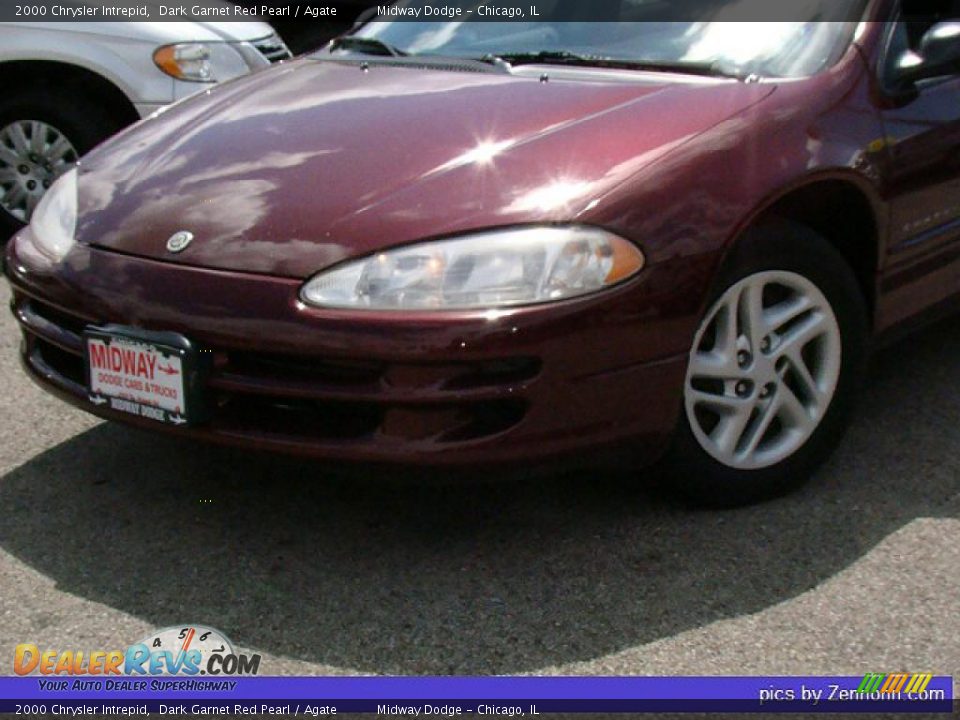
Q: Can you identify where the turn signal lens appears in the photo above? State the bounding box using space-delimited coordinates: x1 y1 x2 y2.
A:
153 44 213 81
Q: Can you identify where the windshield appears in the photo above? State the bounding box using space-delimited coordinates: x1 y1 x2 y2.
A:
344 0 869 78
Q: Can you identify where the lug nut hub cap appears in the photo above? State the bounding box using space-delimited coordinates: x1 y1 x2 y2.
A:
0 120 78 223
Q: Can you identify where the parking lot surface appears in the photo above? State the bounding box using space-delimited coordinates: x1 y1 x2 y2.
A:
0 281 958 678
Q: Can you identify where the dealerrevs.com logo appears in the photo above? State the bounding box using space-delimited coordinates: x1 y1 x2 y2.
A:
14 625 261 677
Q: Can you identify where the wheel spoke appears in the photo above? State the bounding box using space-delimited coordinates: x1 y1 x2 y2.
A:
690 298 741 378
688 387 752 415
3 184 27 211
688 350 733 381
737 281 767 347
713 403 755 456
777 383 816 435
714 301 740 359
29 121 46 155
765 294 815 335
6 123 30 156
47 134 75 164
775 310 828 358
739 397 779 456
25 191 40 215
784 348 826 407
0 144 20 166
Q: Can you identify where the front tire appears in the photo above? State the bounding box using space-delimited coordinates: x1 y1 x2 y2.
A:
664 221 869 507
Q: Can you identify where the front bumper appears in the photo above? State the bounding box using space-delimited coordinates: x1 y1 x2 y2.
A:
5 229 711 470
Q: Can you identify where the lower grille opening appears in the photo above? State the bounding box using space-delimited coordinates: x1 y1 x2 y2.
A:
381 400 527 442
224 352 384 387
440 400 527 442
34 338 85 387
28 300 92 337
444 358 541 390
215 394 383 440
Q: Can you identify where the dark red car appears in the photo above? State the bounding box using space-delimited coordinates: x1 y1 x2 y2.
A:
5 1 960 505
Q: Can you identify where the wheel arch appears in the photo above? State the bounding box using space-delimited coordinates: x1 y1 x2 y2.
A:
0 60 140 128
721 173 884 329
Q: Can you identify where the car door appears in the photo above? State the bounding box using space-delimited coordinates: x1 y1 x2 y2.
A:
877 4 960 328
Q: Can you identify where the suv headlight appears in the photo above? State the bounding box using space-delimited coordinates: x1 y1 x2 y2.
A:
153 43 250 83
28 167 77 263
300 226 645 311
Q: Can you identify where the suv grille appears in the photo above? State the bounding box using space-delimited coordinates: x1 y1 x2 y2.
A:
252 34 292 63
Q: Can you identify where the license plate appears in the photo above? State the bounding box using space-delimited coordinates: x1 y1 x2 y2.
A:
84 326 209 426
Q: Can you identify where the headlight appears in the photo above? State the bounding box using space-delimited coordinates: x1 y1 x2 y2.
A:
300 226 645 311
28 167 77 263
153 43 250 83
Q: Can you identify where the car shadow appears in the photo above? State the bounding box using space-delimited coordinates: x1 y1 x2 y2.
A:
1 315 959 675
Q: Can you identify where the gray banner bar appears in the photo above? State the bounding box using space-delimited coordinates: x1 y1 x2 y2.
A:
0 0 877 23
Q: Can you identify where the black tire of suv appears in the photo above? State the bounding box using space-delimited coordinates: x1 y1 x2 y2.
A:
662 220 870 508
0 87 127 241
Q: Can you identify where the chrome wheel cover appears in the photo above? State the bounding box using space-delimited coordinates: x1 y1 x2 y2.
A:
0 120 78 222
684 270 842 471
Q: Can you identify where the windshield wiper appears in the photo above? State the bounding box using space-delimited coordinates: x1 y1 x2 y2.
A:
605 59 751 80
329 36 408 57
478 51 749 80
479 50 606 68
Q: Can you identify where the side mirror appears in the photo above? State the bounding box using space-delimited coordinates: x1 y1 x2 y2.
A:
918 20 960 69
896 21 960 83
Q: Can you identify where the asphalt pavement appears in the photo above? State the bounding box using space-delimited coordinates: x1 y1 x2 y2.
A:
0 280 958 679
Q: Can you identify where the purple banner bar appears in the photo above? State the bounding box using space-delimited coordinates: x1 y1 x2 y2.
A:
0 676 953 714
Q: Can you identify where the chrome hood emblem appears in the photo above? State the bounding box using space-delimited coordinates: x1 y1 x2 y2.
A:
166 231 194 253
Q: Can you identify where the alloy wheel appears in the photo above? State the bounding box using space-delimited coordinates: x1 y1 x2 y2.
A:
684 270 842 471
0 120 78 223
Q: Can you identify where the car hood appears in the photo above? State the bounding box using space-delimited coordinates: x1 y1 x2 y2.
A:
77 57 773 278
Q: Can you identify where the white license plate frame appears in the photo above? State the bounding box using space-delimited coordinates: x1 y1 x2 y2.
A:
84 327 206 426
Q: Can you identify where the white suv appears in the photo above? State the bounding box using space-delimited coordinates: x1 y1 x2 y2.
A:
0 20 290 235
